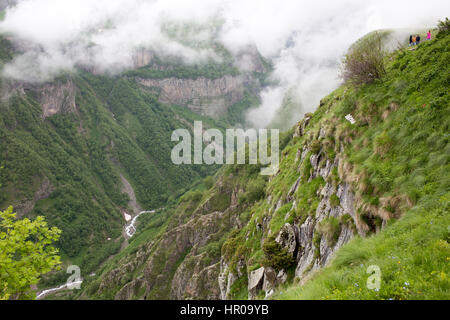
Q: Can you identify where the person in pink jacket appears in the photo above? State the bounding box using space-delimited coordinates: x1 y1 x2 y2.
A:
427 30 432 40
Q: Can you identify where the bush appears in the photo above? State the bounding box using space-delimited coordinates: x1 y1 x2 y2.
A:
241 177 266 204
437 17 450 37
310 140 321 154
262 236 295 272
374 131 393 156
181 190 203 203
203 176 214 190
341 32 386 85
317 216 341 246
330 194 341 207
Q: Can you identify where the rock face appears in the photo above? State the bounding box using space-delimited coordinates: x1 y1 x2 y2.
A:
132 49 155 69
275 223 297 256
248 267 265 300
219 114 364 300
218 258 238 300
37 79 77 119
120 174 142 215
97 183 242 300
13 177 54 218
137 76 244 119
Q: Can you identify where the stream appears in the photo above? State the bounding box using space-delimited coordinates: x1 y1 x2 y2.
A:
124 210 155 238
36 210 155 299
36 281 83 300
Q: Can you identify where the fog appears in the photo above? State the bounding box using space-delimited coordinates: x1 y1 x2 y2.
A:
0 0 448 127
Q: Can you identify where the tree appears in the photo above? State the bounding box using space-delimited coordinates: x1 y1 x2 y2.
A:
341 32 387 85
0 206 61 299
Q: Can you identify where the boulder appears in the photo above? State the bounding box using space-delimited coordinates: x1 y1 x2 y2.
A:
275 223 297 255
262 267 277 293
248 267 265 300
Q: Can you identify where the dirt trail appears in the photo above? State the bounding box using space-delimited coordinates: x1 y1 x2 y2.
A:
120 174 142 214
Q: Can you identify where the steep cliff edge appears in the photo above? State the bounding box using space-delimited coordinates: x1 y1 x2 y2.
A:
79 32 449 300
137 75 244 120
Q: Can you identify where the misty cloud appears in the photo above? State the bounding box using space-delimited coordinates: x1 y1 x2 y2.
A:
0 0 448 127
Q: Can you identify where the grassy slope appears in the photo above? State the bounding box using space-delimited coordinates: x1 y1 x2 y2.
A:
213 31 449 301
71 32 448 301
273 32 450 300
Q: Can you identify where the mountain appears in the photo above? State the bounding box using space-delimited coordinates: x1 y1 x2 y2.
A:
0 34 270 280
74 30 449 300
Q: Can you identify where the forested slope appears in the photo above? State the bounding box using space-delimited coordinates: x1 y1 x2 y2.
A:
0 34 266 281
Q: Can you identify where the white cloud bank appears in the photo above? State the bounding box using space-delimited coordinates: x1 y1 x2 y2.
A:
0 0 449 127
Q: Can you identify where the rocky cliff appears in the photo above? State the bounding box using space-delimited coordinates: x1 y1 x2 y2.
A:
37 79 77 119
132 47 268 121
137 75 244 119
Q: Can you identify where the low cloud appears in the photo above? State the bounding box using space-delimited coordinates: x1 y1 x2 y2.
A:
0 0 448 126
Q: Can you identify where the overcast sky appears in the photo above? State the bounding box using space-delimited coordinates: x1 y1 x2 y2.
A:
1 0 448 127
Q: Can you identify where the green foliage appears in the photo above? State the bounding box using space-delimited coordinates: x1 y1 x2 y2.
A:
126 55 240 80
341 32 387 85
181 190 203 203
225 90 260 126
0 69 222 273
81 31 449 301
294 176 326 219
437 17 450 37
374 131 393 156
203 176 214 190
330 167 340 186
310 140 321 154
317 216 341 246
0 206 61 299
0 35 13 65
240 176 267 204
330 194 341 208
262 236 295 272
200 238 225 259
228 275 249 300
276 199 450 300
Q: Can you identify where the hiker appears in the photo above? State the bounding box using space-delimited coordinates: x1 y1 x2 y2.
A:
409 35 413 46
427 30 432 40
416 34 421 44
412 35 417 46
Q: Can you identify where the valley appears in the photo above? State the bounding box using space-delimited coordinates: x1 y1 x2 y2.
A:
0 1 448 302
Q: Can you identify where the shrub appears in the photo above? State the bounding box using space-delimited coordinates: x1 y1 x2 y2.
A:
310 140 321 154
262 236 295 272
437 17 450 37
374 131 393 156
341 32 386 85
203 176 214 190
330 194 341 207
181 190 203 203
317 216 341 246
243 176 267 203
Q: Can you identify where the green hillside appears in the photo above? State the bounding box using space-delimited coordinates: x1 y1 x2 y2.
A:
273 31 450 299
75 28 449 300
230 30 449 300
